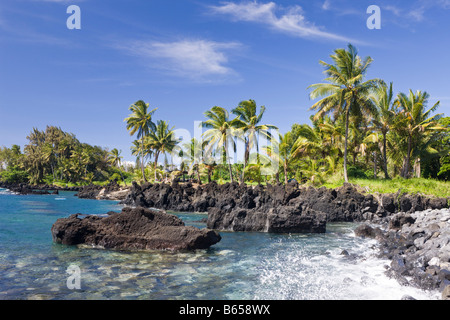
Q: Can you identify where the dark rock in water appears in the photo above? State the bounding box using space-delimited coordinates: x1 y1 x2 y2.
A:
401 295 416 300
388 213 416 230
76 184 103 199
354 223 384 239
0 182 81 194
51 207 221 251
206 205 326 233
76 180 129 200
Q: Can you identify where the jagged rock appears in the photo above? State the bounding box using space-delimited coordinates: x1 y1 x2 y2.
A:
206 205 326 233
388 212 416 230
354 223 384 239
51 207 221 251
76 180 129 201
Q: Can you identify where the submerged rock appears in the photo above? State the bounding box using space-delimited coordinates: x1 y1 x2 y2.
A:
51 207 221 251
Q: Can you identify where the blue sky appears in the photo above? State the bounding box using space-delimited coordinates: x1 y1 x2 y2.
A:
1 0 449 162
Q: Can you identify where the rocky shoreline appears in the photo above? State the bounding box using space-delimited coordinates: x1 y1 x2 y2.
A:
2 179 450 298
117 180 450 299
355 209 450 300
0 181 81 195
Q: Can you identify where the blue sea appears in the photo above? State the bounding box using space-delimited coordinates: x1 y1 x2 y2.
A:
0 187 441 300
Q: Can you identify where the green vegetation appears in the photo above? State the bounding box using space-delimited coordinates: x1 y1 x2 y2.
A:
1 44 449 198
0 126 131 186
322 176 450 199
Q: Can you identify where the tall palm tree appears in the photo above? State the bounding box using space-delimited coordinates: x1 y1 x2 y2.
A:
145 120 178 182
308 43 384 182
202 106 238 183
124 100 157 182
232 99 278 183
371 82 396 179
394 90 442 178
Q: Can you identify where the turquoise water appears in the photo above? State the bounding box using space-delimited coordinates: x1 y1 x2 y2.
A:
0 188 441 300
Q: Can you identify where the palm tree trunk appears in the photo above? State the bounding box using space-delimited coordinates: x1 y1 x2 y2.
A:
228 162 234 183
141 136 147 182
414 158 421 178
154 152 159 182
343 106 350 183
224 143 234 183
196 165 202 185
284 161 288 184
241 140 249 183
402 135 412 179
373 151 377 179
207 169 212 183
382 132 390 179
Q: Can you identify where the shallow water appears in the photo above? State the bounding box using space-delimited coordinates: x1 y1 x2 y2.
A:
0 188 441 300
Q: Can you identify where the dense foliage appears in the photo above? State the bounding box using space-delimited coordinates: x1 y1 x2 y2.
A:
1 44 449 189
0 126 124 185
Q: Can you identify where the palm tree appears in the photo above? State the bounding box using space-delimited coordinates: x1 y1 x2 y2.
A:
145 120 178 182
182 138 203 184
394 90 442 178
371 82 396 179
202 106 239 183
308 43 384 182
124 100 157 182
232 99 278 182
300 156 335 185
108 148 126 185
264 132 302 184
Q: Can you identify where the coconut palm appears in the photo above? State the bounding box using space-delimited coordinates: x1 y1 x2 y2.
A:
145 120 178 182
232 99 278 182
182 138 204 184
394 90 443 178
124 100 157 182
370 82 396 179
308 43 384 182
108 148 126 185
264 132 302 184
202 106 239 183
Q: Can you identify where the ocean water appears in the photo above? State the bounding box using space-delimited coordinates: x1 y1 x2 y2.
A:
0 188 441 300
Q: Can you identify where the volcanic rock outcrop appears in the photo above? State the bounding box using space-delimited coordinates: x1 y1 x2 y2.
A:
51 206 221 251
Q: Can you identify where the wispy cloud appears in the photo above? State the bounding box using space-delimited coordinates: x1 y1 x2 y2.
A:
321 0 331 11
119 39 243 82
209 1 361 44
383 0 450 23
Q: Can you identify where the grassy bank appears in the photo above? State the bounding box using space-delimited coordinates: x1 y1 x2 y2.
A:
321 176 450 199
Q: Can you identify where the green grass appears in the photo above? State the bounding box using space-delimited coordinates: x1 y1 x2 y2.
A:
321 176 450 198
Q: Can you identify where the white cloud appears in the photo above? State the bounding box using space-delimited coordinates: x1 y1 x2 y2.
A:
122 39 242 82
210 1 360 43
321 0 331 10
384 5 401 16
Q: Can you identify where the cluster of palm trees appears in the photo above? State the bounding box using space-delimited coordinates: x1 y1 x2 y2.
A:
124 44 448 185
0 126 113 184
125 99 278 184
125 100 178 182
306 44 445 183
